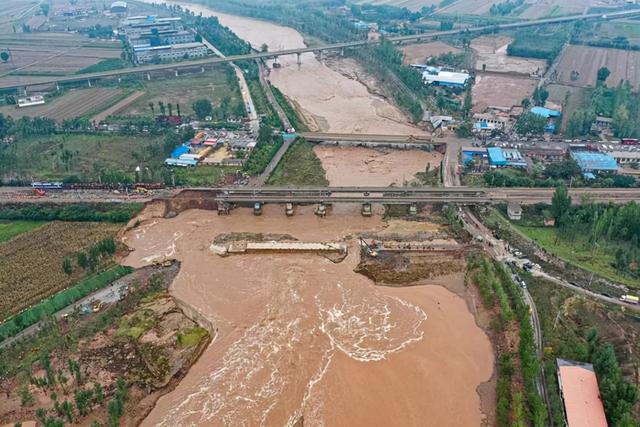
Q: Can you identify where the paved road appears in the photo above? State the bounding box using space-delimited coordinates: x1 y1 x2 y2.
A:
0 276 130 349
199 31 259 135
4 9 640 90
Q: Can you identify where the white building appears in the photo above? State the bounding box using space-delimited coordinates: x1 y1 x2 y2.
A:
134 42 208 64
422 69 470 88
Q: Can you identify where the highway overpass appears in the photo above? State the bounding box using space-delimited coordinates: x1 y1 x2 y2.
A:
2 8 640 91
209 187 640 205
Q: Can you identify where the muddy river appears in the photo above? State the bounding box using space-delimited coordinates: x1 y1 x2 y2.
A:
132 2 493 425
124 206 493 426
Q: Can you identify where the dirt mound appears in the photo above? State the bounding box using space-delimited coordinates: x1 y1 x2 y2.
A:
356 251 465 285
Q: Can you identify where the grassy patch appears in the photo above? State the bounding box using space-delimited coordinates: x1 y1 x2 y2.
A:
119 68 243 118
0 220 47 243
118 308 157 339
77 58 128 74
173 166 239 186
0 133 166 181
267 139 328 186
177 326 209 348
514 225 636 287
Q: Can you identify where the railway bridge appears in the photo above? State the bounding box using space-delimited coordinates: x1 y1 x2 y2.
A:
200 187 640 216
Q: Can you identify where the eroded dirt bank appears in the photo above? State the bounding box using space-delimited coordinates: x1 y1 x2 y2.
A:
122 205 494 426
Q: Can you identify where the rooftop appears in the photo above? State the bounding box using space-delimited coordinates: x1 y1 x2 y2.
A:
557 359 608 427
422 70 469 85
571 151 618 171
531 106 561 118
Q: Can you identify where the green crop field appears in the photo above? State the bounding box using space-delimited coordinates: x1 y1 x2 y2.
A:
0 220 47 243
515 225 637 287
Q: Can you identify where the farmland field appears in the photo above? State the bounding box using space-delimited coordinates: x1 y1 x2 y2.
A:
472 74 537 111
400 41 462 64
0 33 122 80
0 87 126 122
120 70 243 118
546 83 586 133
352 0 441 11
437 0 504 15
471 35 547 74
519 0 593 19
0 134 166 181
0 220 46 243
0 221 121 320
555 44 640 89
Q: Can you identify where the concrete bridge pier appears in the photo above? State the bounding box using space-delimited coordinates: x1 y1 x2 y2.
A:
146 72 151 81
56 83 60 91
408 203 418 216
340 48 345 56
175 69 179 77
118 77 121 84
296 52 302 66
317 50 323 61
315 202 326 217
201 66 205 73
87 79 92 87
362 202 372 217
285 202 294 216
217 201 230 215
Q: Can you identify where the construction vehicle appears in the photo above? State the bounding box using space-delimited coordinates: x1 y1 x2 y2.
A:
621 295 639 305
91 301 103 313
315 202 326 217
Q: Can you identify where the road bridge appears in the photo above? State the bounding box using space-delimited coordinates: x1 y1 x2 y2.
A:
299 132 439 148
2 9 640 91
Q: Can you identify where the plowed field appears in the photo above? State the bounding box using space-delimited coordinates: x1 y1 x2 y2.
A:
0 88 123 121
555 45 640 89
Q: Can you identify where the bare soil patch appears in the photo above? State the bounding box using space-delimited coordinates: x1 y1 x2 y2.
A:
471 36 547 75
472 73 537 112
400 41 462 64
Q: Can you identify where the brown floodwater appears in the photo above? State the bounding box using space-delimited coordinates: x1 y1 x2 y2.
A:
123 206 493 426
314 146 443 187
131 3 493 425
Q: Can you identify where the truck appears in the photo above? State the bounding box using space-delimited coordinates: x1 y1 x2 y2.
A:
620 295 639 305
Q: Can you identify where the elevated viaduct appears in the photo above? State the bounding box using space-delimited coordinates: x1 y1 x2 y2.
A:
3 9 640 91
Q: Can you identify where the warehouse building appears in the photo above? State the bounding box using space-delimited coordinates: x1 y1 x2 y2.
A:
110 1 128 14
610 150 640 166
134 42 208 64
570 151 618 177
129 30 195 47
557 359 607 427
422 67 470 88
487 147 527 168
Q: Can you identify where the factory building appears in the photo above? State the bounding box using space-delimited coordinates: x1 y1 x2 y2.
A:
133 42 208 64
110 1 128 14
557 359 607 427
129 30 195 47
570 150 618 178
421 66 470 88
487 147 527 168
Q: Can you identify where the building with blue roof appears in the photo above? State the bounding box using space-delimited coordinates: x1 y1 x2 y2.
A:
487 147 507 166
570 151 618 176
531 107 561 118
171 145 189 159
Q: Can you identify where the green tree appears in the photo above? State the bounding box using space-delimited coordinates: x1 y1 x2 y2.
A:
148 102 155 115
515 112 546 135
74 389 93 416
597 66 610 83
0 51 9 62
521 98 531 108
455 121 473 138
62 258 73 276
260 43 268 52
192 98 213 120
76 252 89 270
551 185 571 227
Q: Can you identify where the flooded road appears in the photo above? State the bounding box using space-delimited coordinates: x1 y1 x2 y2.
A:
123 206 493 426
